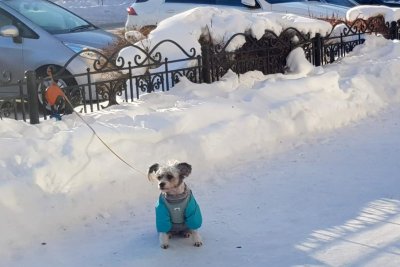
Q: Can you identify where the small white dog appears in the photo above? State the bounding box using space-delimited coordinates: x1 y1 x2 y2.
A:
148 161 203 249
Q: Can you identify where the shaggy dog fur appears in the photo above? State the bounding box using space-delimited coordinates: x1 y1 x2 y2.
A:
148 161 203 249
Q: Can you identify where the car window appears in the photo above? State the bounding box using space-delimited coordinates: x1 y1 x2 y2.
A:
3 0 93 34
0 9 38 39
0 10 13 27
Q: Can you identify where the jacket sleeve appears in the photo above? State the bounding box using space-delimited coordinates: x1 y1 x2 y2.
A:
185 194 202 230
155 196 172 233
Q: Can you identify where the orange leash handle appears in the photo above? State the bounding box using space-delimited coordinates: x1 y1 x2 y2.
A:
45 67 65 106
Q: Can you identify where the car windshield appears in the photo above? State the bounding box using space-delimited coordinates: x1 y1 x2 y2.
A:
3 0 95 34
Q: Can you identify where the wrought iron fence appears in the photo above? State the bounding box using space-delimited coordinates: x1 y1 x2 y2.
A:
0 80 29 122
204 16 399 82
1 18 399 124
316 16 393 66
200 28 312 83
44 39 201 114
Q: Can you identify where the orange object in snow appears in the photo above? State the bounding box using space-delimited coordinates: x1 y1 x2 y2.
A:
45 83 64 106
45 67 65 106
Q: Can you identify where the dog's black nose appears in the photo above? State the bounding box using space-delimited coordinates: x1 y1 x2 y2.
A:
159 182 166 189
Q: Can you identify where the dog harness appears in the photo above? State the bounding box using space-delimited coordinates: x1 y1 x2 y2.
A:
155 186 202 233
163 191 190 226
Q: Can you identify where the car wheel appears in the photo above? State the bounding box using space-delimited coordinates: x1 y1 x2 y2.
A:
36 66 78 114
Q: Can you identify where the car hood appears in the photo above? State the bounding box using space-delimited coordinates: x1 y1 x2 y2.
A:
54 29 118 50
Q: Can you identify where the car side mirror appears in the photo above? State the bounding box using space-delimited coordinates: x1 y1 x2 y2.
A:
241 0 256 7
0 25 19 37
0 25 22 43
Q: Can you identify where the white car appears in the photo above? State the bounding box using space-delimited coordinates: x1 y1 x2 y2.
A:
126 0 358 30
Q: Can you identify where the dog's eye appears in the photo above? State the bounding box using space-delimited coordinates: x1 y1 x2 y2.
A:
157 175 162 181
167 174 173 180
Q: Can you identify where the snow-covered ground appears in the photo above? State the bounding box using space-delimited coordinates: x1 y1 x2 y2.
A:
3 105 400 267
1 3 400 267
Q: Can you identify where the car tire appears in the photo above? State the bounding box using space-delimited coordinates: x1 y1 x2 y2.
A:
36 66 77 114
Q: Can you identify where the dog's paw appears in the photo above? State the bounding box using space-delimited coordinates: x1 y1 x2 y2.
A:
194 241 203 247
161 244 169 249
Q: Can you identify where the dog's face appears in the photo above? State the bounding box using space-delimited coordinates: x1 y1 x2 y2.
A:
148 162 192 193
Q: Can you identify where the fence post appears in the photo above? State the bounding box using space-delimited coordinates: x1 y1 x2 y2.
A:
398 21 400 40
26 70 40 124
396 21 399 40
19 80 26 122
201 43 212 83
313 33 322 67
165 57 169 91
389 21 397 40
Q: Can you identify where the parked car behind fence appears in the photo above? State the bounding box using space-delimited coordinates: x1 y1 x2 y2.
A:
0 0 119 99
125 0 358 30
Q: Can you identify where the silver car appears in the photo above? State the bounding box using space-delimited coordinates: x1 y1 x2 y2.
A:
0 0 119 97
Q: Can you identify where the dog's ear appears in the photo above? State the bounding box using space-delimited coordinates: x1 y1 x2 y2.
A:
176 162 192 179
148 163 159 180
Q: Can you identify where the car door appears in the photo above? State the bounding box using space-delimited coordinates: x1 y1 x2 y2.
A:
0 7 41 97
0 8 24 93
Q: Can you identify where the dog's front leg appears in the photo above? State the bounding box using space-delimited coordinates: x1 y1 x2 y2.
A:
159 232 169 249
191 230 203 247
